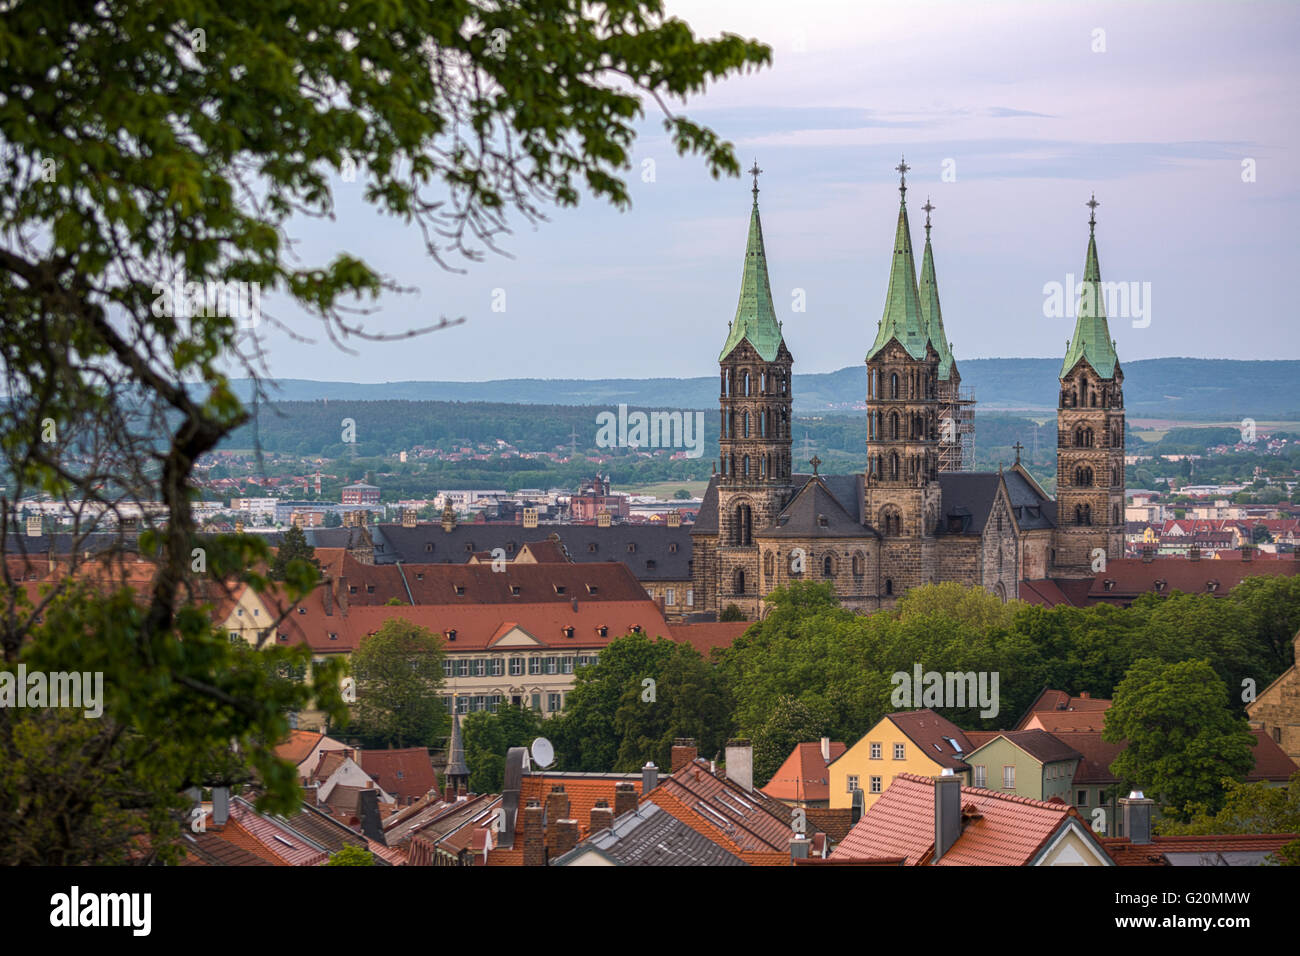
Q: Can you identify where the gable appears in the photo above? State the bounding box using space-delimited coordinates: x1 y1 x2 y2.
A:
489 624 542 647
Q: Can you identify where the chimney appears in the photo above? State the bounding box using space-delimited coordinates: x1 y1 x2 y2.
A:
402 508 418 528
358 788 384 843
670 737 698 773
1141 546 1155 564
1242 545 1253 562
666 511 681 528
1120 790 1154 844
25 514 42 537
545 785 570 834
444 785 457 804
522 800 546 867
820 736 831 763
1188 544 1201 562
613 782 637 818
641 761 659 795
725 739 753 792
850 788 865 825
552 819 579 857
212 786 230 827
933 770 962 863
589 800 614 835
457 783 467 801
338 576 349 612
789 835 810 862
322 577 333 616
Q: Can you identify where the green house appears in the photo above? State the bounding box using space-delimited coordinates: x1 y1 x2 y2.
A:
965 730 1082 803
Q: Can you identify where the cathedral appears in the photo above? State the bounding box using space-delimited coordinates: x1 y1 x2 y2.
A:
691 160 1125 618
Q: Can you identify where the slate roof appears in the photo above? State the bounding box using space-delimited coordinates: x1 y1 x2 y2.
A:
377 523 693 581
757 477 867 539
1004 468 1057 530
935 472 1003 536
553 801 747 866
970 729 1083 766
694 472 865 539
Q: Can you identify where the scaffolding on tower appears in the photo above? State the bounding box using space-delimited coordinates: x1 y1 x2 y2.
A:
938 383 976 472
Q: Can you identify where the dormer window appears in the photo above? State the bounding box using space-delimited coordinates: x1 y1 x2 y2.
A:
646 560 656 570
1153 579 1167 592
298 607 307 614
425 543 433 553
366 585 375 593
446 629 457 641
1207 580 1219 592
563 626 575 638
669 543 678 553
818 514 828 528
630 624 643 634
454 585 465 596
510 585 521 596
554 585 566 595
597 625 608 637
329 632 338 641
588 542 598 552
586 584 599 594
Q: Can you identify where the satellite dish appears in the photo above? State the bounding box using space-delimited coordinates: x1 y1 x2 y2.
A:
530 737 555 770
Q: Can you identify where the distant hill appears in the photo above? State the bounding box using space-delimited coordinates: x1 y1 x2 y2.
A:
232 358 1300 421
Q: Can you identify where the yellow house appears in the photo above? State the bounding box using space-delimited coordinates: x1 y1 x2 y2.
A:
828 709 973 811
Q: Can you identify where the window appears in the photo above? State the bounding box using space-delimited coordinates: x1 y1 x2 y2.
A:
531 693 541 712
548 692 562 712
489 659 504 677
442 660 453 678
893 743 905 760
452 659 468 678
561 656 574 674
1002 765 1015 789
870 742 882 760
665 588 675 605
646 559 657 571
528 657 542 675
686 589 694 607
847 775 860 792
487 695 502 714
456 697 469 715
974 765 986 788
870 776 882 794
544 657 558 675
1077 790 1088 806
509 657 524 676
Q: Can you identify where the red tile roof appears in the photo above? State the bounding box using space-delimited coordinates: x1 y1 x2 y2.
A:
1246 730 1300 782
1102 833 1299 866
884 710 973 770
669 622 750 656
761 741 847 803
359 748 439 802
275 730 326 768
833 773 1103 866
1086 556 1299 604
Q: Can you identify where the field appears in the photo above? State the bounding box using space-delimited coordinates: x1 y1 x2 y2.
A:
622 479 710 500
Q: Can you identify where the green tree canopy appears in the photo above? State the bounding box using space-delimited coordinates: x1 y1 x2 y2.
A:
270 524 317 582
1104 658 1255 819
462 704 546 794
347 618 447 749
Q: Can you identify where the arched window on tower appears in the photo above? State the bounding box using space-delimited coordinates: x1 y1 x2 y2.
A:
722 370 730 398
763 551 774 579
761 370 768 393
890 413 900 440
743 455 750 477
1075 426 1094 448
852 552 865 577
890 373 899 399
733 568 746 594
889 453 900 481
823 554 835 577
742 411 749 438
1074 465 1093 486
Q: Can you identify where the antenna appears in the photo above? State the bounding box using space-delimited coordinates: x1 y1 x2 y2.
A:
530 737 555 770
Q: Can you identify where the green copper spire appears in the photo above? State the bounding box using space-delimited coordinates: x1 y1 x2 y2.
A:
719 161 784 363
1061 193 1119 379
918 197 955 381
867 157 930 363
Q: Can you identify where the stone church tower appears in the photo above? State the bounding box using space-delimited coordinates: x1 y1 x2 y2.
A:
863 161 943 596
1055 195 1125 576
710 164 795 615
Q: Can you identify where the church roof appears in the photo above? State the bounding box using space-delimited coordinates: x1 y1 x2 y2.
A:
867 181 930 364
1004 469 1057 531
757 476 872 539
935 473 1005 536
719 185 784 363
693 473 865 539
918 205 956 381
1062 198 1120 380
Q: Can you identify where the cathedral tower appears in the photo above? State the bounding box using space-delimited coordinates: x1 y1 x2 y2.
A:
714 163 795 613
1055 195 1125 576
864 160 942 597
918 199 974 472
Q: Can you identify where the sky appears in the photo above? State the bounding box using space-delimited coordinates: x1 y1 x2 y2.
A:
250 0 1300 384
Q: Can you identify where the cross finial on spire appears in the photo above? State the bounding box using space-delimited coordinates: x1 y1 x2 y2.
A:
748 160 763 200
896 156 910 199
1013 441 1024 464
1086 193 1099 235
922 196 935 238
809 455 822 476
